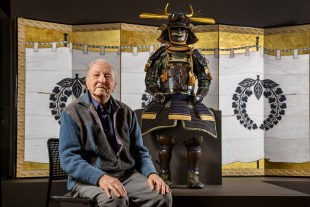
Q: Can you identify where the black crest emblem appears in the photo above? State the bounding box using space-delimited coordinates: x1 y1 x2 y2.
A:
232 75 287 131
49 74 86 123
141 89 155 108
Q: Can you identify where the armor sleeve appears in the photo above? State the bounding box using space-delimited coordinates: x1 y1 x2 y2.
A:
144 46 166 72
145 47 167 96
192 49 212 89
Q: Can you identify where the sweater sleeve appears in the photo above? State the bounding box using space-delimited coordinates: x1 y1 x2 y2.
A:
129 112 157 177
59 111 106 186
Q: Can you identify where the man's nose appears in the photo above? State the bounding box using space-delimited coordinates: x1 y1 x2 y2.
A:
98 74 105 83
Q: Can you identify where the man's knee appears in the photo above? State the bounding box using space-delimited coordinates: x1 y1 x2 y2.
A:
97 193 129 207
154 192 173 207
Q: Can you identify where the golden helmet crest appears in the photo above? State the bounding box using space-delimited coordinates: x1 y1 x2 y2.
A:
139 3 216 25
139 3 215 45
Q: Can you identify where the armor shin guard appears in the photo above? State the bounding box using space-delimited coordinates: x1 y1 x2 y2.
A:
183 136 204 189
157 134 177 187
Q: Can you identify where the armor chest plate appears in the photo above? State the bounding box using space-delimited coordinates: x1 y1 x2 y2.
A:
165 50 192 93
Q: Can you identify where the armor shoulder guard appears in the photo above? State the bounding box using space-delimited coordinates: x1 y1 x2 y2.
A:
192 49 208 67
145 46 166 72
192 49 212 80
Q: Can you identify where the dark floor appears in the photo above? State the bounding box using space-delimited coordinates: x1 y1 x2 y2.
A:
173 177 310 196
172 177 310 207
2 176 310 207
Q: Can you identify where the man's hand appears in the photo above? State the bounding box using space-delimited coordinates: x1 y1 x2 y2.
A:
98 175 127 198
147 173 171 194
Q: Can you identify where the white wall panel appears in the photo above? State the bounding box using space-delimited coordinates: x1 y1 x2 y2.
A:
120 52 149 109
219 51 265 164
264 54 309 162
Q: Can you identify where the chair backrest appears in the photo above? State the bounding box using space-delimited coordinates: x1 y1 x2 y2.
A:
47 138 67 181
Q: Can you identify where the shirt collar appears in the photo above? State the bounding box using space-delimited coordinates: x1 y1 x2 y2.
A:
89 94 112 114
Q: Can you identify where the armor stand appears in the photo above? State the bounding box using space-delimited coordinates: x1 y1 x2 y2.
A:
183 136 204 189
157 134 177 187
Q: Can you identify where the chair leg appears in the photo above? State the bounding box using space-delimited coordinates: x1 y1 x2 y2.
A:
45 181 52 207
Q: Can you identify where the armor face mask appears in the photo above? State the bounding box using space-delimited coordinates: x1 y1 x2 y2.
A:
169 27 188 45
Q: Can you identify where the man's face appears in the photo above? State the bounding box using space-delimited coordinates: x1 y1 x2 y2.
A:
86 61 116 104
169 27 188 44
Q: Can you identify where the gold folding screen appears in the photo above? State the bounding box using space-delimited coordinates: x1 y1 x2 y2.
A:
17 18 310 178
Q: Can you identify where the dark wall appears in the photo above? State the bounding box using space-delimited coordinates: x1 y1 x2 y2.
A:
0 8 13 178
8 0 310 28
0 0 9 17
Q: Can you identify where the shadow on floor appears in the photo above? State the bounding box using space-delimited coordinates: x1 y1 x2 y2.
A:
264 181 310 195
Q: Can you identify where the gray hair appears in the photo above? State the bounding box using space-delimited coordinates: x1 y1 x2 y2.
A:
86 59 117 80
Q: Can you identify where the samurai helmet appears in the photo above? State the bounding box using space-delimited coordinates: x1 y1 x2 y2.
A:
140 3 215 45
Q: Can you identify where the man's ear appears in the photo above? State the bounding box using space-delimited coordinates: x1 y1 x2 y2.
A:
85 78 89 89
113 82 117 92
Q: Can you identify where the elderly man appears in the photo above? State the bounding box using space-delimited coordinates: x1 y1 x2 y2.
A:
59 59 172 207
